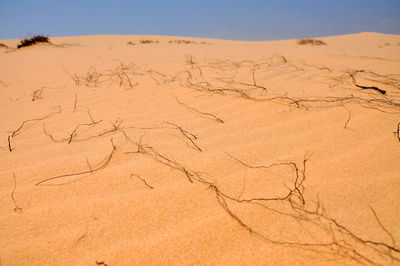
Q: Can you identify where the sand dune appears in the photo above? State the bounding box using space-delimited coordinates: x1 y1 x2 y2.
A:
1 32 400 265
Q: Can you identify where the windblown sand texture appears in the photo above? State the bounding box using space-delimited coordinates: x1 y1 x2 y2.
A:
1 33 400 265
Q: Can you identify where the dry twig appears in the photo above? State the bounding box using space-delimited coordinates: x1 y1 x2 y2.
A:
8 135 12 152
394 122 400 142
11 106 62 137
130 173 154 189
11 173 22 212
35 140 116 186
172 94 224 123
164 121 202 151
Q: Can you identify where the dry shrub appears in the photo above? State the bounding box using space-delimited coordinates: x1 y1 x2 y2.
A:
139 40 159 44
0 43 8 48
127 41 136 45
169 39 207 44
169 40 193 44
297 38 326 46
17 35 50 48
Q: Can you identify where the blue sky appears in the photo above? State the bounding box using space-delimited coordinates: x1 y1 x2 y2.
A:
0 0 399 40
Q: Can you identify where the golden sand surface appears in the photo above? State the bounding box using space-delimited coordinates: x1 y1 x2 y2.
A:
0 32 399 265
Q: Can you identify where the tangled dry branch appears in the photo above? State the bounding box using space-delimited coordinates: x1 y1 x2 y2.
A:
13 55 399 265
120 133 399 264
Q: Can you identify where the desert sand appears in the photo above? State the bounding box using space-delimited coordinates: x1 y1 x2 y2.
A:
0 32 399 265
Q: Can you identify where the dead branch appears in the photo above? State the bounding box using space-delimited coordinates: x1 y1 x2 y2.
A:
96 261 108 266
42 124 67 143
32 89 43 101
172 94 224 123
72 67 101 87
369 206 396 248
341 106 351 129
133 143 399 264
71 232 87 248
67 118 121 143
68 120 103 144
86 157 93 173
130 173 154 189
355 84 386 95
298 60 332 72
43 117 103 144
126 143 198 183
0 80 8 87
394 122 400 142
73 93 78 111
175 58 400 116
349 71 387 95
11 106 62 137
43 109 102 144
226 153 307 205
11 173 22 212
8 135 12 152
35 140 116 186
85 109 97 124
221 155 398 264
147 69 166 85
71 63 163 89
164 121 202 151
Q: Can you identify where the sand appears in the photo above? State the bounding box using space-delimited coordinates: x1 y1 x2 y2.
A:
0 32 399 265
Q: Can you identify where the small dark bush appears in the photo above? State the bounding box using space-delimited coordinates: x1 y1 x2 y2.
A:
17 35 50 48
297 39 326 46
169 39 207 44
169 40 193 44
139 39 159 44
0 43 8 48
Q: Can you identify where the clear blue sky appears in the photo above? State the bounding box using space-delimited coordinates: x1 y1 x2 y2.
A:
0 0 399 40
